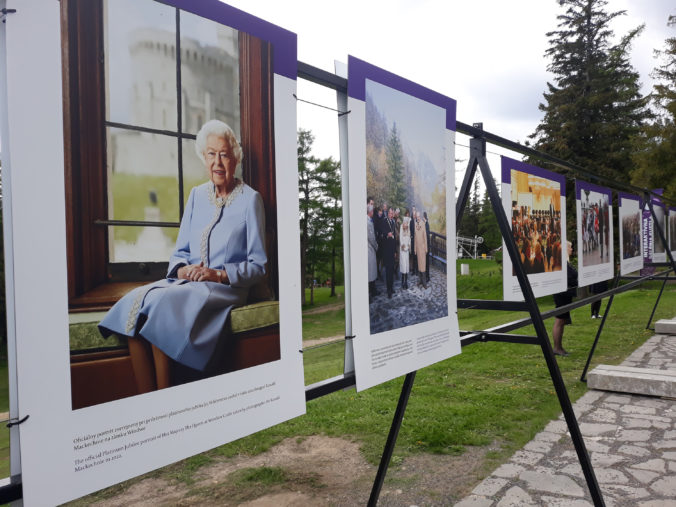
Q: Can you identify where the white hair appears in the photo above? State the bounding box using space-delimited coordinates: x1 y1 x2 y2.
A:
195 120 243 166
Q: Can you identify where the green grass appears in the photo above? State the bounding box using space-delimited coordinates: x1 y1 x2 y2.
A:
202 284 674 473
302 286 344 311
230 466 288 486
18 259 676 499
303 341 345 385
110 173 181 245
200 260 676 470
303 307 346 342
456 258 502 275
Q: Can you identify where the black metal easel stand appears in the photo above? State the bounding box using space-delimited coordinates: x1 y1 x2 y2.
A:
473 136 604 506
367 371 416 506
579 193 676 380
645 273 669 330
367 132 605 506
645 196 676 330
580 273 621 382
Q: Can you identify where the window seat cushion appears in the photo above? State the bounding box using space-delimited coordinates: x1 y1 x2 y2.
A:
70 301 280 351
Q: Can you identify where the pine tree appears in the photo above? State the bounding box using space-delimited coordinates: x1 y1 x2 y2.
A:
314 157 343 297
458 179 480 239
478 187 501 255
530 0 649 182
297 129 319 305
385 123 407 209
631 15 676 200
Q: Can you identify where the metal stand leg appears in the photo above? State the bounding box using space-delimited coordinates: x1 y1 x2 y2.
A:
368 371 416 507
645 196 676 331
645 274 668 330
475 137 604 506
581 274 620 382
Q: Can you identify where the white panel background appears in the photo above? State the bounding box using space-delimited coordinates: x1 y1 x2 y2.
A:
501 181 567 301
347 94 461 392
575 192 614 287
0 2 305 504
619 196 644 276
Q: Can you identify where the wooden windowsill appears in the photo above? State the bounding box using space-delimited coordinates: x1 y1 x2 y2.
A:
70 281 147 312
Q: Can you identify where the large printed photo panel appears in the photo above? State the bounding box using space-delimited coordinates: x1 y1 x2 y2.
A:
501 158 567 301
2 1 304 504
618 193 644 275
575 180 614 286
347 56 461 392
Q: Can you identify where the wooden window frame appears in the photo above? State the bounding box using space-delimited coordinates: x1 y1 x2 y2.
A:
61 0 278 311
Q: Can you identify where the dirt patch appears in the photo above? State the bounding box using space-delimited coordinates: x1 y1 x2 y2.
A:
86 436 491 506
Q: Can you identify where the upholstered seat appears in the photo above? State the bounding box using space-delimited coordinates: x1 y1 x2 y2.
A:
70 301 281 409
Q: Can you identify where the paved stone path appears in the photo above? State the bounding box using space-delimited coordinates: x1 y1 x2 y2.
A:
369 265 448 335
456 329 676 507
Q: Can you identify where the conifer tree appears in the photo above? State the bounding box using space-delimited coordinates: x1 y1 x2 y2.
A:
530 0 648 182
458 179 481 239
385 123 407 209
478 188 500 255
314 157 343 297
298 129 319 304
631 15 676 199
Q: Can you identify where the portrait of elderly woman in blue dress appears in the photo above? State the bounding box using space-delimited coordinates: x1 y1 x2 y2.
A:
99 120 267 390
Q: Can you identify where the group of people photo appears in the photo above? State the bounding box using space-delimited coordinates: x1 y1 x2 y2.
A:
367 198 431 299
654 207 667 254
580 195 610 266
510 204 563 275
621 212 642 259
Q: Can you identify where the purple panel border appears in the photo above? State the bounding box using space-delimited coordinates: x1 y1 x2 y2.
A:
500 156 566 196
575 179 612 201
618 192 641 207
347 56 456 131
165 0 297 80
652 194 666 209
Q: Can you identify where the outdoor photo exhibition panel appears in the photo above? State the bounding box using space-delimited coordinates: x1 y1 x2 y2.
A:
346 56 461 392
670 207 676 257
0 0 305 504
619 193 644 275
575 180 614 286
651 196 668 263
501 157 567 301
643 199 654 267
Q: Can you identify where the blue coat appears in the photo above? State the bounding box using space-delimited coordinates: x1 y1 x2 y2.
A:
99 180 267 371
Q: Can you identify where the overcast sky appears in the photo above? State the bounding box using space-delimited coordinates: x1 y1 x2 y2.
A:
3 1 672 193
225 0 675 190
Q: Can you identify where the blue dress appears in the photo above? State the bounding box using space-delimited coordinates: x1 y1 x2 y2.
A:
98 180 267 371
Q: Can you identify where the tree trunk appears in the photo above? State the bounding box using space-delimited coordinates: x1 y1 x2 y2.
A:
310 267 315 305
330 244 336 297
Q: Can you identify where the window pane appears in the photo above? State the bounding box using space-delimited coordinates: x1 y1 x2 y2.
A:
107 127 180 222
108 226 177 263
105 0 178 130
182 138 206 205
179 10 241 136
